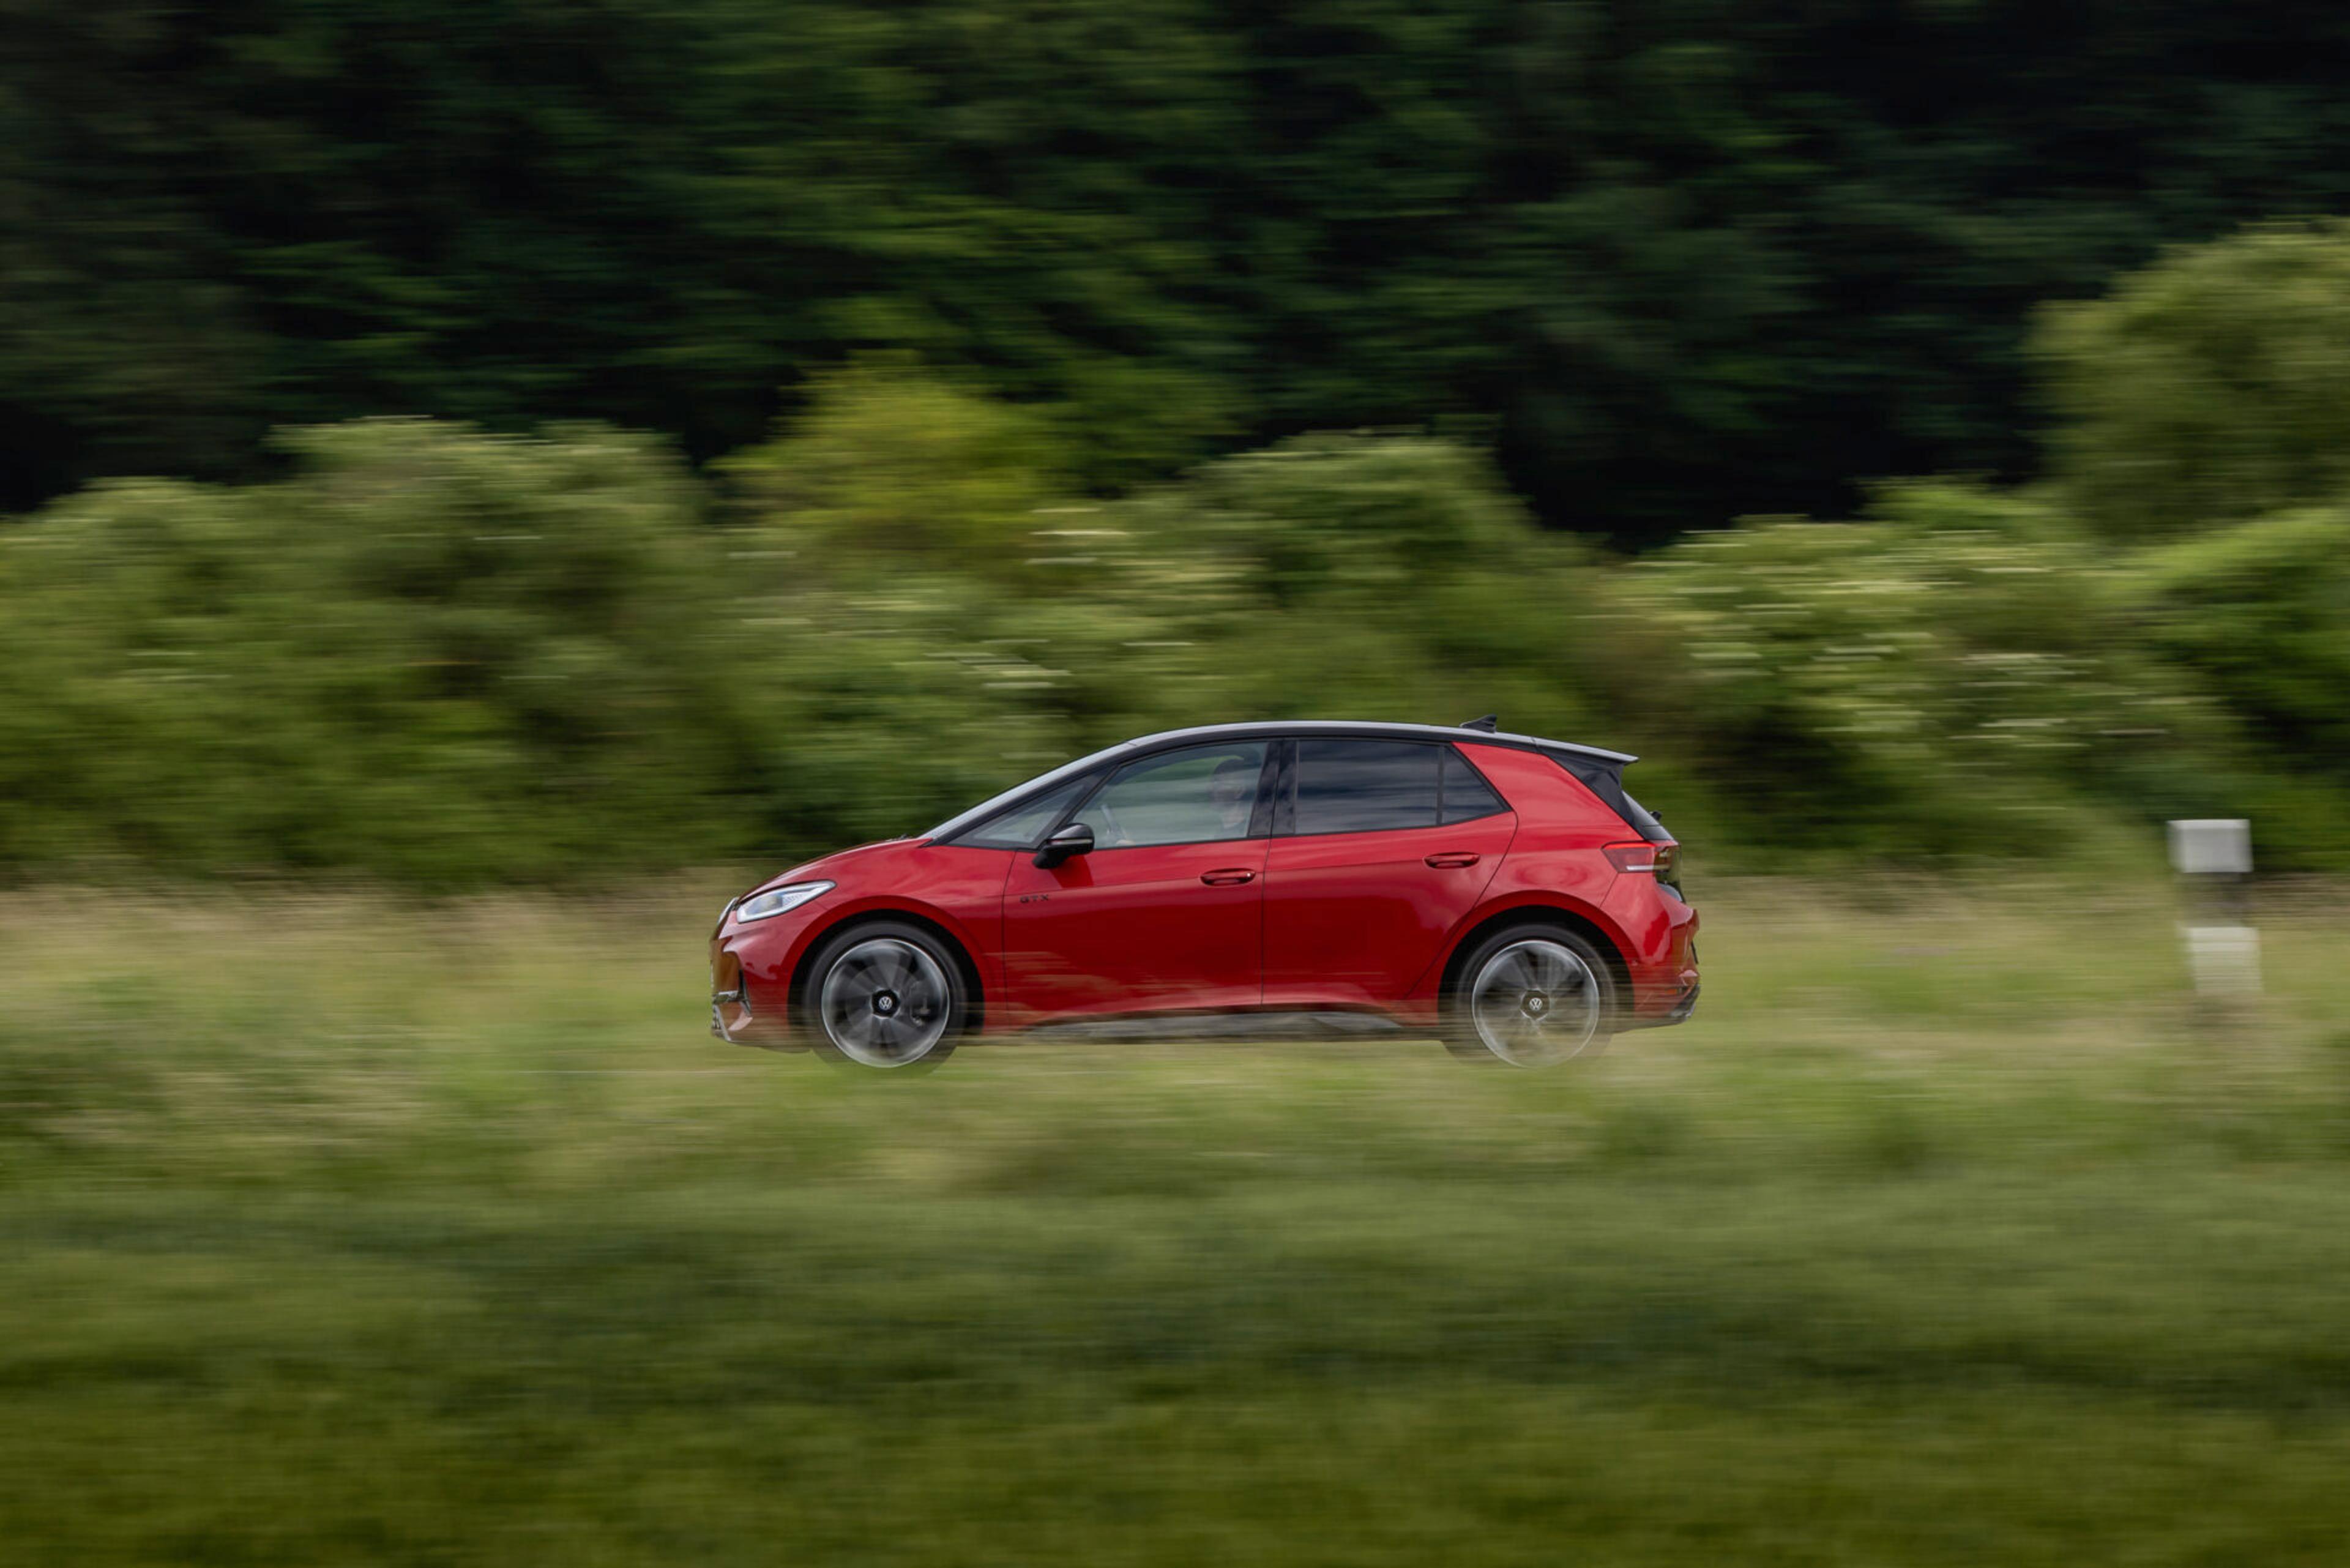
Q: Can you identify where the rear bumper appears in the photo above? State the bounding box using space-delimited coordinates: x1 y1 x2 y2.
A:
1618 892 1698 1029
1622 976 1699 1031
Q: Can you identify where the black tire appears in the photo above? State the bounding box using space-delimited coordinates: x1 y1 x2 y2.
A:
798 920 969 1075
1444 924 1618 1067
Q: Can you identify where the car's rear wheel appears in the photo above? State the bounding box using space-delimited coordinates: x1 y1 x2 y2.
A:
1445 926 1616 1067
802 922 967 1073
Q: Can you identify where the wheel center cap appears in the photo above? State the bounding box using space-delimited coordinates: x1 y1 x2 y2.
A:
872 990 900 1017
1523 992 1550 1017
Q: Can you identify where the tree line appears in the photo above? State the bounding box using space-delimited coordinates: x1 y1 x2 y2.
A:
6 223 2348 884
12 0 2350 540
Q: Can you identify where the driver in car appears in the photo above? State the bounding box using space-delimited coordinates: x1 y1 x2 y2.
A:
1208 755 1258 840
1212 752 1269 842
1092 752 1262 847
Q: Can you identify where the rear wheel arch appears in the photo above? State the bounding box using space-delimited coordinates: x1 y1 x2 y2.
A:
1438 903 1632 1007
789 909 987 1036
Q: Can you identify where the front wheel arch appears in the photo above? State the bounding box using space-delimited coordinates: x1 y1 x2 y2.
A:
788 909 987 1039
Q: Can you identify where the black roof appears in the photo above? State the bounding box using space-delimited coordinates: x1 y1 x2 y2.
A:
1115 720 1634 766
923 720 1637 842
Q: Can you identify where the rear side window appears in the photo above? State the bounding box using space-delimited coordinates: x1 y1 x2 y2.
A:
1293 740 1440 834
956 775 1092 849
1441 748 1508 823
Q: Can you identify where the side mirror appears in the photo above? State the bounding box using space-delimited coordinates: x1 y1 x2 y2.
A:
1034 821 1094 868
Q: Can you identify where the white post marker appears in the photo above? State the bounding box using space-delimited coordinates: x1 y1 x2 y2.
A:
2168 819 2261 996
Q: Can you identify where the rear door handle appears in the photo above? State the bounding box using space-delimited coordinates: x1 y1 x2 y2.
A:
1425 852 1480 869
1200 868 1256 886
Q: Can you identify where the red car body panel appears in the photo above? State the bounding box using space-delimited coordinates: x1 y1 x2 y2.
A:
711 724 1698 1051
1261 813 1516 1011
1002 837 1269 1023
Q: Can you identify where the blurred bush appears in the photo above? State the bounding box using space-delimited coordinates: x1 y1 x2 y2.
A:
2135 507 2350 764
2038 219 2350 538
0 422 739 884
10 230 2350 886
1587 482 2220 859
2123 506 2350 864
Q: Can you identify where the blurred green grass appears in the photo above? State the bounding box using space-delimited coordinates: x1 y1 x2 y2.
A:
5 876 2350 1564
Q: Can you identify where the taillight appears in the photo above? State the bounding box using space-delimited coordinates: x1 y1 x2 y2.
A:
1605 840 1679 878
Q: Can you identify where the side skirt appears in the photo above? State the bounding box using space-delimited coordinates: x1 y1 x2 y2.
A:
1016 1010 1413 1045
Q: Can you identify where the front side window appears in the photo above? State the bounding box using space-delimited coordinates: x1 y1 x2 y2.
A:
957 775 1093 849
1073 742 1269 848
1292 739 1441 834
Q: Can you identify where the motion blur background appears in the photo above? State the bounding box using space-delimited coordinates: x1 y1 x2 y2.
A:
6 3 2350 1563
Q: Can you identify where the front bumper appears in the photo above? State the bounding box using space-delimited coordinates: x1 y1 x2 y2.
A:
709 906 804 1051
710 974 799 1052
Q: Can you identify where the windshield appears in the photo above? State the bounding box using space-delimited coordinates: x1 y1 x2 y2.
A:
919 739 1137 842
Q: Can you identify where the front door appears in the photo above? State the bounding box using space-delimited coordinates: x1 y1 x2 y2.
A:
1002 740 1274 1022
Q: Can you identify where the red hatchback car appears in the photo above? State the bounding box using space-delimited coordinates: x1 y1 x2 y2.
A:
710 720 1699 1071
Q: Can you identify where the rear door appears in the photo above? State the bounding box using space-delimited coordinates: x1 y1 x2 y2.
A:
1262 739 1514 1009
1002 741 1274 1022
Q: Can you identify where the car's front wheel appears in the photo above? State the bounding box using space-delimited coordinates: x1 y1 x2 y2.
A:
1445 925 1617 1066
801 922 968 1073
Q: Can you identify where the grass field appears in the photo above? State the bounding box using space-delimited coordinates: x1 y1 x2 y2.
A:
5 875 2350 1564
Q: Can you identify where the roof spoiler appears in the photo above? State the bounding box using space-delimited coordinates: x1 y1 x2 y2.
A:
1454 715 1663 841
1545 749 1670 844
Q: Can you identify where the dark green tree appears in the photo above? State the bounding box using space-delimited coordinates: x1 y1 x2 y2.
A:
13 0 2350 541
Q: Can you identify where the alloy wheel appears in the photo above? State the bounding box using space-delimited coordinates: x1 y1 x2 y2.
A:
818 937 953 1068
1468 938 1603 1065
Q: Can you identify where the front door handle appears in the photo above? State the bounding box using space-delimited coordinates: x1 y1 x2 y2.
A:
1200 868 1257 886
1425 852 1480 869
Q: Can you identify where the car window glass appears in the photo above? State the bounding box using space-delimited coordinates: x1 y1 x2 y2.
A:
1293 740 1439 834
956 775 1091 849
1073 742 1268 848
1441 749 1508 823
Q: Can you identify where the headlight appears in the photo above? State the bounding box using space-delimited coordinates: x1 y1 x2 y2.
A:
734 881 835 922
